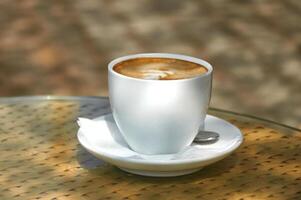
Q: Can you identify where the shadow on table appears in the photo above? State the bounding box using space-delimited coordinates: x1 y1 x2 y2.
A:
76 146 108 169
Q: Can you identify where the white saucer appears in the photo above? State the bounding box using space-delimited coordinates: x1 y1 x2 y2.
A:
77 114 243 177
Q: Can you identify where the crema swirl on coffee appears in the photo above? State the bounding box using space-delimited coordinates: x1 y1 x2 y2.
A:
113 58 207 80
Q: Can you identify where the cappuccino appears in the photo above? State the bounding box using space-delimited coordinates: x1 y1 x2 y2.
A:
109 53 213 154
113 57 208 80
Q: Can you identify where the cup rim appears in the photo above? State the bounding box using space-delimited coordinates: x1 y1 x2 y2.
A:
108 53 213 82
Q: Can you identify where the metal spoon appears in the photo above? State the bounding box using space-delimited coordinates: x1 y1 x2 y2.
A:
194 131 219 144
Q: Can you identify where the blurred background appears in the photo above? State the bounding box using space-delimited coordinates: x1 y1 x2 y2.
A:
0 0 300 128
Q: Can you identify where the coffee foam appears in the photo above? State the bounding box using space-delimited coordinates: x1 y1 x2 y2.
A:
140 69 174 80
113 57 207 80
130 63 175 80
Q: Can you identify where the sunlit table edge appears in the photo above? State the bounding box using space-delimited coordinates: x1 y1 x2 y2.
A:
0 95 300 132
0 95 107 102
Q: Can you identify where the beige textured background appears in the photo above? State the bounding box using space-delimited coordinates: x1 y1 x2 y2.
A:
0 0 300 127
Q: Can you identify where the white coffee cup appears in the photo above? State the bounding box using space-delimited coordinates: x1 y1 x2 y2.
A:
108 53 213 155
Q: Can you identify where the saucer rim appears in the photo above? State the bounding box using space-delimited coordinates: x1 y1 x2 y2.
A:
77 114 243 166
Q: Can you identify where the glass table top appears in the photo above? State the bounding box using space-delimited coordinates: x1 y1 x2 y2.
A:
0 96 300 200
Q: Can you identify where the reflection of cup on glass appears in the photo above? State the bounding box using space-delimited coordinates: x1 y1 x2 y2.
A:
108 53 213 155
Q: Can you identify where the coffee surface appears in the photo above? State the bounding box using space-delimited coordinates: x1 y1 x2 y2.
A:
113 58 208 80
